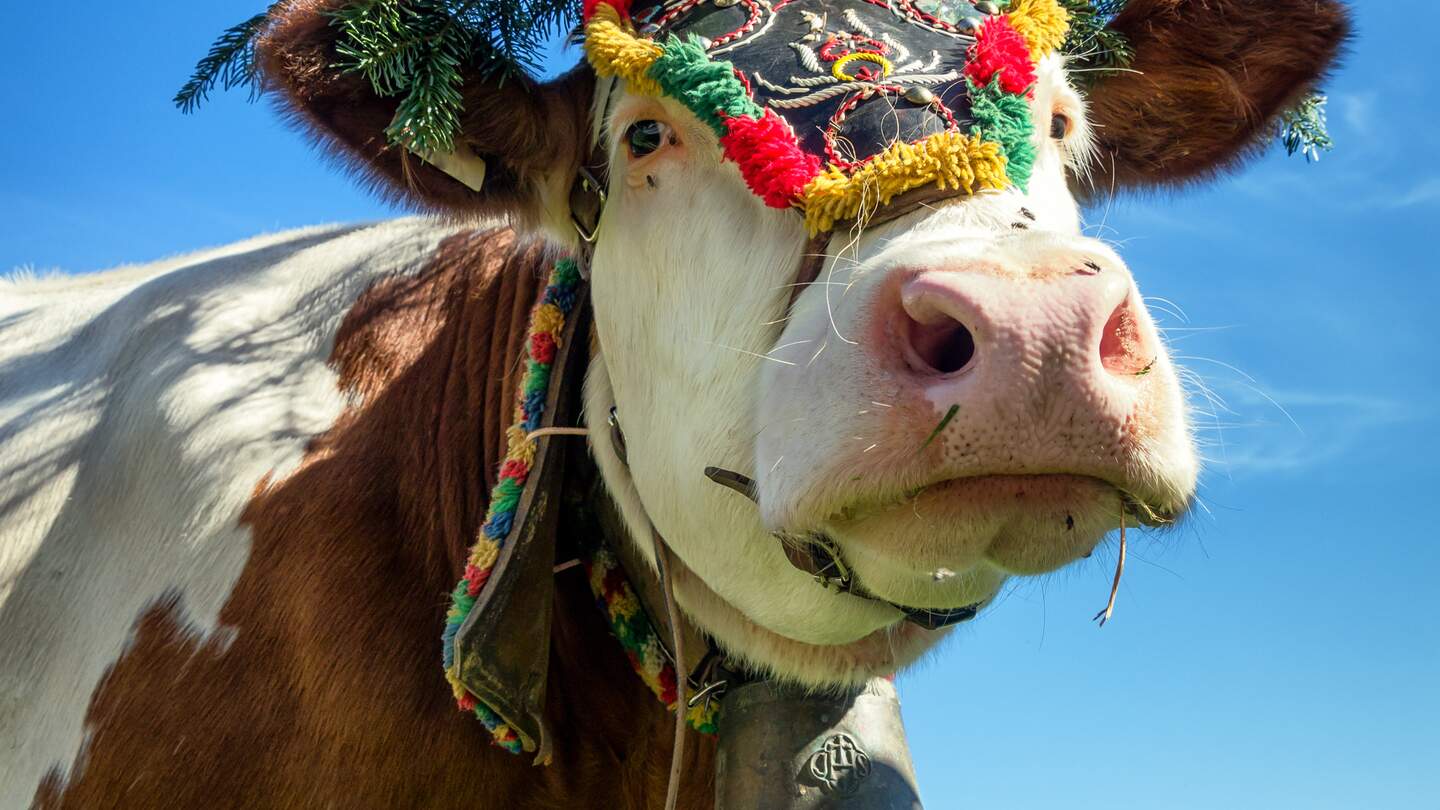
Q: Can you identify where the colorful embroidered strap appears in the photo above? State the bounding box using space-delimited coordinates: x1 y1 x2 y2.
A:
442 256 582 754
441 257 717 754
583 0 1068 234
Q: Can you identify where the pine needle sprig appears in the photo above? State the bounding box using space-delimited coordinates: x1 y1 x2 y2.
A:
1056 0 1133 85
1277 92 1334 163
174 9 279 113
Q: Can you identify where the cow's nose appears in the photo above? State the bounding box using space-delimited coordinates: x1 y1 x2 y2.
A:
895 261 1153 384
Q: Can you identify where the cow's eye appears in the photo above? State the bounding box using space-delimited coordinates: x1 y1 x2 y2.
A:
1050 113 1071 140
625 120 668 158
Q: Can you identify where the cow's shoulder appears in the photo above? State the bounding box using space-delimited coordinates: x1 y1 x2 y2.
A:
0 217 486 806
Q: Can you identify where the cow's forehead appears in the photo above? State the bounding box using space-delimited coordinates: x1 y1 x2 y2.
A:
583 0 1069 233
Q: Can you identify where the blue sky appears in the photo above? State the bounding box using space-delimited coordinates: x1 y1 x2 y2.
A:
2 2 1436 807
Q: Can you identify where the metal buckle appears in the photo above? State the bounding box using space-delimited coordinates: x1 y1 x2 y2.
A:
807 535 853 592
571 166 607 243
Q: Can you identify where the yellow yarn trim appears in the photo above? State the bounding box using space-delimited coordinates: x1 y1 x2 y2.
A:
467 540 500 571
799 131 1010 234
686 698 720 729
1005 0 1070 60
504 425 536 464
448 672 467 697
530 303 565 338
584 5 664 97
832 51 892 81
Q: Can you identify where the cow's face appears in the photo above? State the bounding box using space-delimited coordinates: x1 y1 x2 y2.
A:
584 55 1195 682
260 0 1348 687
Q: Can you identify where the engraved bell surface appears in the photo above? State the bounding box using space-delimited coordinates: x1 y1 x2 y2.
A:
715 678 925 809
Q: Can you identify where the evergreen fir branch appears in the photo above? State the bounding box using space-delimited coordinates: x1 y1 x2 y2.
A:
1277 92 1334 162
331 0 476 154
1056 0 1133 86
174 10 276 113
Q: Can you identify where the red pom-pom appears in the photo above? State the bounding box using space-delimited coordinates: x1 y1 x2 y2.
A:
720 109 822 209
457 692 478 711
964 16 1036 96
583 0 630 21
530 331 557 364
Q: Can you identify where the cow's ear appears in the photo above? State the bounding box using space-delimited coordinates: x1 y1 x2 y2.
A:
256 1 594 242
1081 0 1350 192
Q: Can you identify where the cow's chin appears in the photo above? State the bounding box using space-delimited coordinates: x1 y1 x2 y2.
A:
827 474 1126 609
669 558 948 690
672 475 1130 688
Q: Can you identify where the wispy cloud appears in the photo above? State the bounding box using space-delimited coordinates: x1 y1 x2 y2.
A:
1185 382 1426 475
1336 91 1378 142
1384 177 1440 209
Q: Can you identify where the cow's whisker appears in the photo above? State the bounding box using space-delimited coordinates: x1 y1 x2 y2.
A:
701 341 797 366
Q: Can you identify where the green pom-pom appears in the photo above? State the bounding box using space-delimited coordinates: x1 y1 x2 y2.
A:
968 78 1036 191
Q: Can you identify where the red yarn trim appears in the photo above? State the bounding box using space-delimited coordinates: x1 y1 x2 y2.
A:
964 16 1036 97
465 566 492 597
529 332 556 364
719 110 822 209
499 458 530 480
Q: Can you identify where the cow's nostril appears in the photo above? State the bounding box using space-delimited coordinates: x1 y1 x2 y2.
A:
905 317 976 375
1099 297 1152 376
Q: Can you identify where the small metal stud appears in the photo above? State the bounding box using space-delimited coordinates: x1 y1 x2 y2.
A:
957 16 982 31
975 1 1000 15
903 86 935 105
715 0 739 7
694 35 713 49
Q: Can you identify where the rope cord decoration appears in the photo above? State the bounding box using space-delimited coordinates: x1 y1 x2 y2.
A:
583 0 1070 234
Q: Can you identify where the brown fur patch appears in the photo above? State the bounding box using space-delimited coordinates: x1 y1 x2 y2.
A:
1084 0 1351 191
37 229 715 808
256 1 594 227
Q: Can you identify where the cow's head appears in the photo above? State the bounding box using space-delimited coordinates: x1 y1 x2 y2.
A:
260 0 1347 687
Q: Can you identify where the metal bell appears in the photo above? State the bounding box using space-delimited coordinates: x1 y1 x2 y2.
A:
715 678 924 809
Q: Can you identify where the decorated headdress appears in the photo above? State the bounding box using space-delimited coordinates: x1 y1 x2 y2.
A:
584 0 1070 232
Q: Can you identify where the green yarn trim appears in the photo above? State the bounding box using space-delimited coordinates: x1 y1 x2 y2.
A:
967 77 1035 192
488 477 523 514
647 35 762 135
522 361 549 394
553 256 581 285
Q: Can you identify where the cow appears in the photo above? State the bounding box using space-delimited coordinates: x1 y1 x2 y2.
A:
0 0 1348 807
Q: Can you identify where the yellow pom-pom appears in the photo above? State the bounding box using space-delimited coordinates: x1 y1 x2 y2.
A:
1006 0 1070 60
585 6 664 97
800 132 1010 234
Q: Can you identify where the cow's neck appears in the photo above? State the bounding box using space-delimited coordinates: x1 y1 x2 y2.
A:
37 227 715 810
